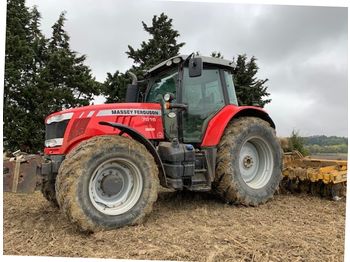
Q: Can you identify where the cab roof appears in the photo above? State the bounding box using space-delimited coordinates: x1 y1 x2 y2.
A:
146 54 234 76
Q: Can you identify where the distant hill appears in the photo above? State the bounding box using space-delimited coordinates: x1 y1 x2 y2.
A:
302 135 348 154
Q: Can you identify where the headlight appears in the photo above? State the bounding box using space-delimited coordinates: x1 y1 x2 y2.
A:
163 93 175 102
172 57 182 64
46 112 73 124
164 93 171 102
45 138 64 147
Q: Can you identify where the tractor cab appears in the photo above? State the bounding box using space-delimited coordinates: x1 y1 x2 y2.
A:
142 55 239 144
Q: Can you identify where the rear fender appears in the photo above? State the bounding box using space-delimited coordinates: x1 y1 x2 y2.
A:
99 121 167 187
201 105 275 147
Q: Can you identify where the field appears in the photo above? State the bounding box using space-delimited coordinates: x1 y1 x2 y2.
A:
3 188 346 262
309 153 348 161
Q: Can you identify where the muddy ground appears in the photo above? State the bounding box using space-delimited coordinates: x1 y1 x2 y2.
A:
3 189 346 261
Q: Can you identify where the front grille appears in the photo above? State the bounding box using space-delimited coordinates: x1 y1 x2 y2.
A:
68 118 91 142
45 119 70 140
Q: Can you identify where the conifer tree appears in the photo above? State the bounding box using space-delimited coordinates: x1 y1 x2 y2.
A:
103 71 130 103
232 54 271 107
4 0 34 151
42 12 100 111
233 54 271 107
103 13 185 102
18 6 56 151
126 13 185 71
4 2 101 152
209 52 271 107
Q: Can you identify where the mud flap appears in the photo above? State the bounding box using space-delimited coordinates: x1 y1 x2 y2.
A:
3 155 43 193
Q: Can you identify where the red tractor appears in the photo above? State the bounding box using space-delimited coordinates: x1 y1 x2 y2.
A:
6 55 283 232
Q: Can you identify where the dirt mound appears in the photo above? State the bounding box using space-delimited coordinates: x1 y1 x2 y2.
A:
3 189 345 261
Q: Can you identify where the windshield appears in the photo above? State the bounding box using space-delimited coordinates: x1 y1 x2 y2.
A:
146 68 178 102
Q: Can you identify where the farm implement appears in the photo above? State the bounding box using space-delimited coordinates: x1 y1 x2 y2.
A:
281 150 347 200
3 152 42 193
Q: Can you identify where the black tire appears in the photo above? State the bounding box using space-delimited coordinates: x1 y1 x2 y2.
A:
41 177 59 207
55 135 159 232
214 117 283 206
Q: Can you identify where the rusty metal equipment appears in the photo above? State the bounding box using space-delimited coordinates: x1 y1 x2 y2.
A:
3 151 42 193
281 151 347 200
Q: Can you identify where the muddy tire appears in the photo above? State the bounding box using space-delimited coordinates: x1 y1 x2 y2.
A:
41 179 58 207
55 135 159 232
214 117 283 206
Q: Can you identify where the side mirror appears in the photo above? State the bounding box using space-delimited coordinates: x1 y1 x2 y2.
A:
188 57 202 77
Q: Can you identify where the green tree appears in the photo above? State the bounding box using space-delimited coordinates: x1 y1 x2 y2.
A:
289 130 309 156
103 71 130 103
304 135 348 154
102 13 185 102
4 3 100 153
42 12 100 111
22 6 51 151
232 54 271 107
209 52 270 107
4 0 36 152
126 13 185 72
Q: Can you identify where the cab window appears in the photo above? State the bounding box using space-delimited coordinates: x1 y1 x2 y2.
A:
224 71 238 105
145 68 178 140
146 69 178 102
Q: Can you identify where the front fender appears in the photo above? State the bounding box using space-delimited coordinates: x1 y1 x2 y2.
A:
99 121 167 187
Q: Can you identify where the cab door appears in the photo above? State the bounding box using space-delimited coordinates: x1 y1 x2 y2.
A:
181 67 225 143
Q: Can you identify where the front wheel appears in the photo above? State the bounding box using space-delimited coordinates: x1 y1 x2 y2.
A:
55 135 159 232
214 117 283 206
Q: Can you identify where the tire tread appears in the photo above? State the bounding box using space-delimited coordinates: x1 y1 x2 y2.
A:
56 135 159 232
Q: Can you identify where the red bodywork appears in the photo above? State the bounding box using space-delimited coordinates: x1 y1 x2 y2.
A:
44 103 272 155
44 103 164 155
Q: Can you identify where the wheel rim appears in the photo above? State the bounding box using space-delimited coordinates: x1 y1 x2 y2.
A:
239 137 274 189
89 157 143 216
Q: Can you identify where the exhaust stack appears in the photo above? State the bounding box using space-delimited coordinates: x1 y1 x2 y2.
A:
125 72 139 102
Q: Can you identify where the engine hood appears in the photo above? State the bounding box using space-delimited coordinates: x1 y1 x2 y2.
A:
45 103 162 123
44 102 165 155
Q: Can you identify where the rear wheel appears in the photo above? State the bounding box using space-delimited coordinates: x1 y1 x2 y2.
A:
214 117 283 206
56 135 159 232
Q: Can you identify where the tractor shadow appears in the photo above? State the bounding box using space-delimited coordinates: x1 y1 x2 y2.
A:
155 187 225 208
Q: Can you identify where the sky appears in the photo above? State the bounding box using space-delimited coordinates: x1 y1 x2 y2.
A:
24 0 348 137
